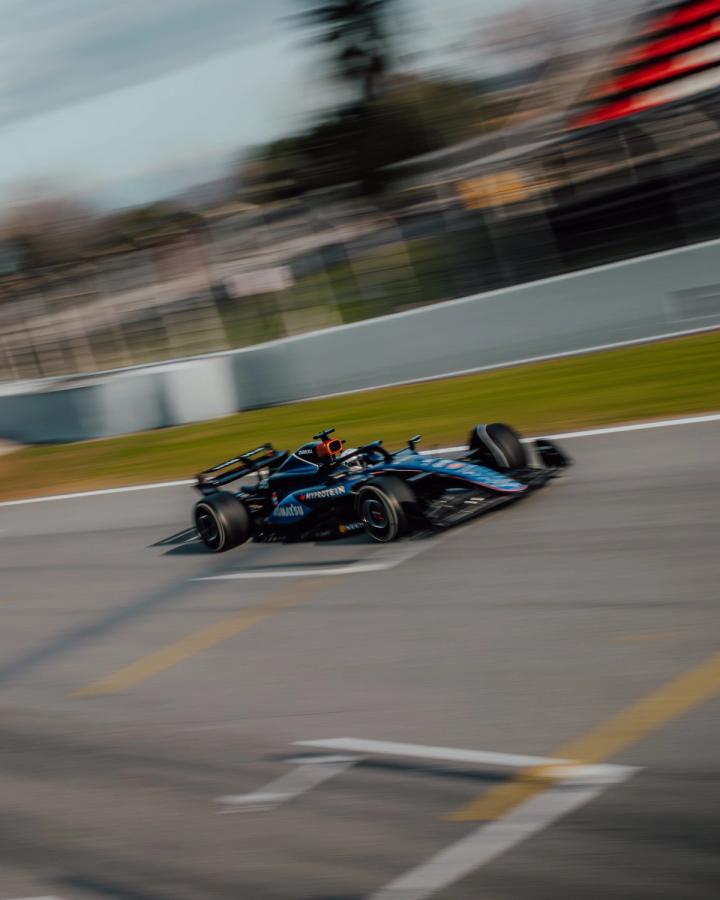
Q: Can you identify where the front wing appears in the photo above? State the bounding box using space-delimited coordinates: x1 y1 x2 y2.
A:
423 465 564 530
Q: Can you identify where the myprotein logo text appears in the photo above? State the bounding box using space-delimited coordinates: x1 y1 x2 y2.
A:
301 486 346 501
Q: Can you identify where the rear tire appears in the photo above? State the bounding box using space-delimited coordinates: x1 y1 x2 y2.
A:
355 476 417 543
194 492 252 553
469 422 527 471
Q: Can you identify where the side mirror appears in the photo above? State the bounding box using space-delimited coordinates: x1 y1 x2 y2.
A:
408 434 422 451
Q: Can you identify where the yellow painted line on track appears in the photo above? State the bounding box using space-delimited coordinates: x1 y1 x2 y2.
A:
74 578 330 697
614 631 681 644
449 649 720 821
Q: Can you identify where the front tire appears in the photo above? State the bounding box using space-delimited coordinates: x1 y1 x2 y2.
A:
356 476 417 543
194 492 252 553
469 422 527 471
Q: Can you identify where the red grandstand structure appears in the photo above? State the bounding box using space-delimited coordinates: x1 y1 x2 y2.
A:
571 0 720 127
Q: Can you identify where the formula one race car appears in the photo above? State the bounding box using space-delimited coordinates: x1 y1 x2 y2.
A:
192 424 571 551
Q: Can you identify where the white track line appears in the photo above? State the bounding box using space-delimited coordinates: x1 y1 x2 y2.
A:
0 479 194 507
217 755 360 813
195 561 398 581
540 413 720 440
368 767 637 900
294 738 565 770
194 538 434 581
1 413 718 509
440 412 720 452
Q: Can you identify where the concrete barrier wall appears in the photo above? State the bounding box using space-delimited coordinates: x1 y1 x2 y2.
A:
0 357 239 444
2 240 719 442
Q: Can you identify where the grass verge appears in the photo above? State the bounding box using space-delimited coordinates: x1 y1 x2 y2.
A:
1 330 718 501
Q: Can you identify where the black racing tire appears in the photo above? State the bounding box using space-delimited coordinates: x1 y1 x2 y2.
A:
469 422 527 471
194 492 252 553
355 476 417 543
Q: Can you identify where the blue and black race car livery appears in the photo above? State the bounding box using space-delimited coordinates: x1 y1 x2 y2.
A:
192 423 571 551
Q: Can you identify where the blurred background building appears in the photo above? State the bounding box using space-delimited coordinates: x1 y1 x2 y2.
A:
2 0 720 381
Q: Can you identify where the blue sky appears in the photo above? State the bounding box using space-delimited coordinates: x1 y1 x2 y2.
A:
0 0 571 207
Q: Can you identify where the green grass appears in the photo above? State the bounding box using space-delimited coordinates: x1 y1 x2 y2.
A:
1 330 718 501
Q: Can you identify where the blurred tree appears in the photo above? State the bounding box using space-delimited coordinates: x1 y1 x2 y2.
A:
0 192 99 272
96 202 204 252
233 142 308 204
296 0 397 102
289 2 501 194
234 75 492 199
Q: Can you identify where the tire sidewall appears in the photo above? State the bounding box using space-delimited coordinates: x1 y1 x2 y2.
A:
470 422 526 471
358 485 400 542
194 493 251 552
487 423 526 470
194 500 228 552
356 476 415 543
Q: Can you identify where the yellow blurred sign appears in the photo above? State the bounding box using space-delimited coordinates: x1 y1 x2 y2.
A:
457 171 529 209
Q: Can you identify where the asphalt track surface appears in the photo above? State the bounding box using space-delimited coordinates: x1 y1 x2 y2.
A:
0 423 718 900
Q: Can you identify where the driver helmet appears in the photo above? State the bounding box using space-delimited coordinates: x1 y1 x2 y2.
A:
315 436 345 462
295 438 345 465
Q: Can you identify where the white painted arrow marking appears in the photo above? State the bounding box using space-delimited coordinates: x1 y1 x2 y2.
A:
368 765 637 900
295 737 565 769
217 755 361 813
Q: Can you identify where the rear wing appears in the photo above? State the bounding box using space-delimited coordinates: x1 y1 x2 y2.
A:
195 444 283 494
